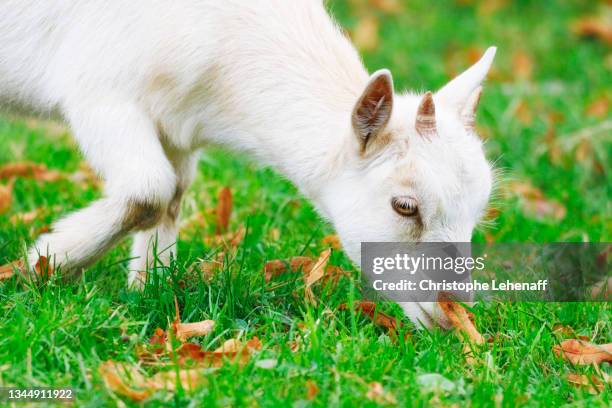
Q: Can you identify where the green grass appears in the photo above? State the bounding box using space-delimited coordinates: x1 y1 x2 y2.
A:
0 0 610 406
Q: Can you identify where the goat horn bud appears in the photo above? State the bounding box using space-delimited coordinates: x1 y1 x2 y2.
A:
416 91 436 138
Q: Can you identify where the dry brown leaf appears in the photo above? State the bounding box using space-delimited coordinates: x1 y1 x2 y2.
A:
264 252 348 286
366 381 397 405
176 337 260 367
572 17 612 45
351 16 379 52
246 336 263 351
304 249 332 287
10 208 44 225
339 301 407 343
148 327 169 354
99 361 151 401
199 252 225 282
585 96 610 119
214 338 243 353
477 0 509 16
34 256 54 281
148 368 207 392
0 161 63 182
264 256 314 282
304 248 332 304
523 199 566 221
567 372 610 394
321 234 342 249
438 293 484 345
174 320 215 343
553 339 612 365
0 257 53 283
0 259 25 281
506 180 566 221
512 50 534 80
368 0 403 14
215 187 232 234
99 361 207 401
514 100 534 125
484 206 500 222
305 379 319 400
0 181 13 214
179 346 251 368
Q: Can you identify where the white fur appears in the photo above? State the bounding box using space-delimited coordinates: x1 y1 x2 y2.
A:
0 0 495 328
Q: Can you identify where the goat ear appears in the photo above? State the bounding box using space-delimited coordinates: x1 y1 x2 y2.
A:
352 69 394 152
437 47 496 114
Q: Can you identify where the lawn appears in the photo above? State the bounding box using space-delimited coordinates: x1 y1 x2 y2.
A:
0 0 610 406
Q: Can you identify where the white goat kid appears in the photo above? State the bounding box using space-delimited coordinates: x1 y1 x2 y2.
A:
0 0 495 328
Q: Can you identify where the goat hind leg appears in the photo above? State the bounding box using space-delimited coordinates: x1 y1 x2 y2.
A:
128 152 199 288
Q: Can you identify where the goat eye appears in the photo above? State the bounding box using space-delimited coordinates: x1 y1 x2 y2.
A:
391 196 418 217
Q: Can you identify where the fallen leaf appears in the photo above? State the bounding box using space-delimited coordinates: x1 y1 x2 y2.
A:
514 100 534 125
0 259 25 281
246 336 263 351
305 379 319 400
149 328 168 354
0 161 63 182
585 96 610 119
368 0 403 14
35 256 53 281
214 338 243 353
174 320 215 342
176 339 255 368
512 50 534 80
484 206 500 222
199 253 225 282
506 180 566 221
215 187 232 234
351 16 379 52
553 339 612 365
264 256 314 282
477 0 509 16
339 301 407 342
366 381 397 405
567 372 609 394
10 207 45 225
0 180 14 214
147 367 207 392
304 249 332 304
99 361 207 401
264 254 348 285
321 234 342 249
99 361 150 401
438 293 484 345
572 17 612 45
